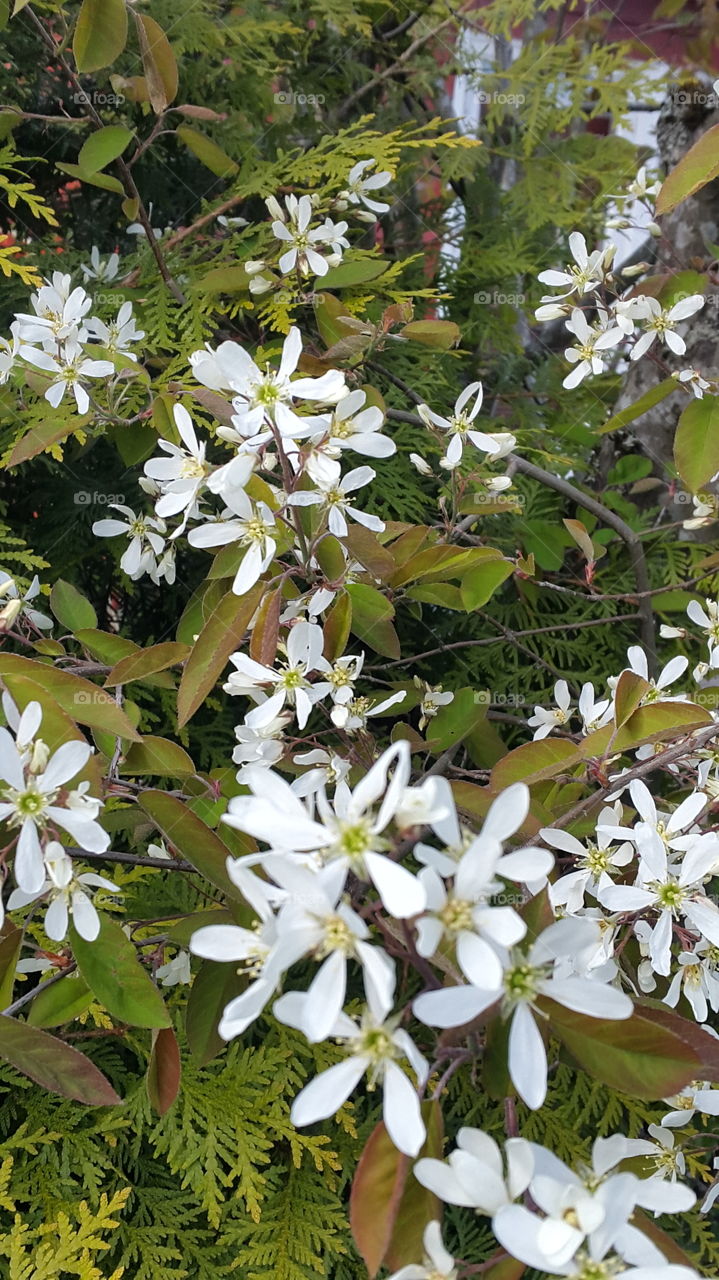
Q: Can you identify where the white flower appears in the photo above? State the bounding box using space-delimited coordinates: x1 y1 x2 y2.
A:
224 620 325 729
599 786 719 976
188 489 277 596
687 597 719 652
190 866 290 1038
286 460 384 537
274 984 427 1156
7 841 117 941
414 916 632 1109
93 503 169 581
387 1221 457 1280
144 404 212 526
0 705 109 893
80 247 120 282
414 783 553 989
338 159 392 217
528 679 572 739
316 389 395 458
415 679 453 730
0 572 52 632
677 368 711 399
86 301 144 356
190 326 346 446
223 741 429 918
491 1131 696 1275
631 295 705 361
156 950 192 986
578 682 613 733
261 858 395 1041
542 811 634 914
625 166 662 201
619 645 688 703
415 1126 533 1211
15 281 91 344
419 382 515 470
664 942 719 1022
21 337 114 414
562 309 622 388
409 452 432 475
232 713 291 776
312 652 364 713
329 688 406 732
683 495 716 529
0 323 21 384
270 194 340 278
314 216 350 264
662 1081 719 1128
537 233 610 300
292 748 351 796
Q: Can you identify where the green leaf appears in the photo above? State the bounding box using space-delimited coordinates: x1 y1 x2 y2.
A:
120 735 195 776
138 791 243 900
0 926 22 1010
249 588 282 667
384 1101 445 1272
314 292 358 347
613 669 650 727
543 1000 704 1098
350 1100 444 1278
491 739 583 789
323 593 352 663
656 123 719 214
71 915 171 1030
5 416 80 466
105 641 188 687
134 14 179 113
78 125 133 175
27 973 93 1027
186 958 247 1066
460 559 513 611
674 395 719 493
176 126 238 177
400 319 460 349
406 583 464 609
316 534 347 582
55 162 124 195
177 585 263 727
73 0 128 72
49 580 97 632
426 687 488 752
392 545 487 588
344 524 395 581
0 655 141 741
193 265 250 294
147 1026 181 1115
0 1016 121 1104
321 258 389 288
347 583 400 659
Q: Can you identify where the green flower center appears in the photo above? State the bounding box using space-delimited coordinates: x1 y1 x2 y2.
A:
14 786 47 818
655 879 685 910
317 914 355 957
580 844 609 875
504 963 539 1004
336 819 373 859
440 897 474 934
278 665 306 692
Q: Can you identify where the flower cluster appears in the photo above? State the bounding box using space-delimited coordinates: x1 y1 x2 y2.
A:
0 697 113 937
5 265 144 413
